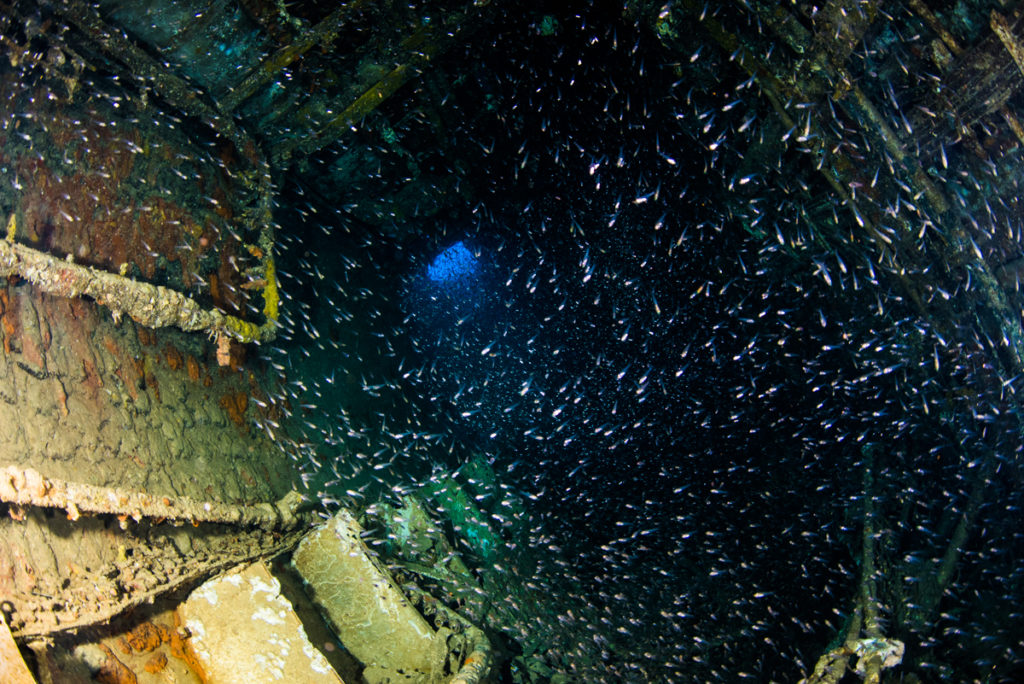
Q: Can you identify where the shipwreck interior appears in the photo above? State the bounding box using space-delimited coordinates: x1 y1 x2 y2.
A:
2 0 1024 682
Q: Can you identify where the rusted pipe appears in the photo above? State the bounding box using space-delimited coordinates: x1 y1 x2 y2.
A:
0 464 308 530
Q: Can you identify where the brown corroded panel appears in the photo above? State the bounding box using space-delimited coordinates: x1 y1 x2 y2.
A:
0 281 302 637
0 66 252 317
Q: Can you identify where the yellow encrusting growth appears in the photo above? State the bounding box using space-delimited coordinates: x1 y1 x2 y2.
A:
261 254 278 323
224 316 261 343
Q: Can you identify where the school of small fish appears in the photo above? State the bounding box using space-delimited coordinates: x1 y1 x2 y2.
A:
5 0 1024 680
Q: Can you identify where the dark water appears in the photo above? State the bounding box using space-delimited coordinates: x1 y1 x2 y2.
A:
260 2 1024 681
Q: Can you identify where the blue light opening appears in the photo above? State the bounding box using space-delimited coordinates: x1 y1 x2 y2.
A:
427 241 479 284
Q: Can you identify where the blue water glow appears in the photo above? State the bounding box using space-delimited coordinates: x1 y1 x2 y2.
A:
427 241 479 284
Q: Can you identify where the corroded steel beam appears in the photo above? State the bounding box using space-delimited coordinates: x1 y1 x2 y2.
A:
222 3 361 113
0 464 308 529
0 231 278 344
